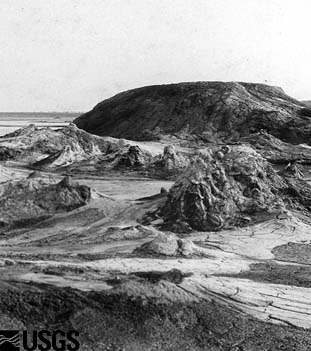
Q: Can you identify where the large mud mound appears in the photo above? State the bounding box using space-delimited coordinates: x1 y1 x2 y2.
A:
0 123 111 163
162 146 283 231
161 146 311 231
0 175 91 229
74 81 310 143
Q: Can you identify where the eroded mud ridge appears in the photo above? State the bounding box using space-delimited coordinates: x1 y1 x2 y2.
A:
3 81 311 350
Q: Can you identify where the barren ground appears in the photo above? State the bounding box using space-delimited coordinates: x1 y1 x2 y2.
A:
1 165 311 350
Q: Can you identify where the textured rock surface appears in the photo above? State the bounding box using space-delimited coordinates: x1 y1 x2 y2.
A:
0 123 187 178
115 145 152 169
151 145 189 178
93 143 191 179
136 232 180 256
74 81 311 144
0 146 21 161
0 165 18 183
0 123 111 164
241 131 311 165
136 232 210 257
161 145 311 231
0 175 91 229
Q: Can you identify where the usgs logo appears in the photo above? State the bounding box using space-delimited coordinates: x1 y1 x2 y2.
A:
0 330 80 351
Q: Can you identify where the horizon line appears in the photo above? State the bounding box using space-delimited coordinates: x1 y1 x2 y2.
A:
0 111 85 114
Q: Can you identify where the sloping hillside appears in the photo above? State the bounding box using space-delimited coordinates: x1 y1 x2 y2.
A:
74 81 311 144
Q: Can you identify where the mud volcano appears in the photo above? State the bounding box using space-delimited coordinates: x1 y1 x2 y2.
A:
74 81 311 143
2 82 311 350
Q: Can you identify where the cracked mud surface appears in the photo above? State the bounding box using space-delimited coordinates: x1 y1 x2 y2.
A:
1 177 311 350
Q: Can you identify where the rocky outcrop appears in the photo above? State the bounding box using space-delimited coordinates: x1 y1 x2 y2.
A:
161 144 311 231
150 145 189 178
88 143 189 179
32 137 190 179
0 123 111 164
135 232 210 257
1 124 38 138
241 131 311 165
0 123 184 178
161 146 290 231
0 176 91 230
74 81 310 144
280 161 304 179
33 142 102 169
115 145 152 169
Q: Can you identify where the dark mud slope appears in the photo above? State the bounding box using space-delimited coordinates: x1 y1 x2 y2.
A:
222 262 311 288
1 281 311 351
0 176 91 230
74 81 311 144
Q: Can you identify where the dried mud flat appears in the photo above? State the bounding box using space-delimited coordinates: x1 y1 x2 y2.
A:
1 170 311 351
3 82 311 350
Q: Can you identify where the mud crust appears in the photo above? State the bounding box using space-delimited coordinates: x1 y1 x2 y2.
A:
1 281 311 351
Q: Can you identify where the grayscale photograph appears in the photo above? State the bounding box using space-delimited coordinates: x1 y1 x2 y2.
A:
0 1 310 350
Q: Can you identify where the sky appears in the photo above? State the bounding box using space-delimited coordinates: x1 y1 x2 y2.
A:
0 0 311 112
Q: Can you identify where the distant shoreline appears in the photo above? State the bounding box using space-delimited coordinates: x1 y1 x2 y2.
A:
0 124 68 127
0 111 85 115
0 112 74 136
